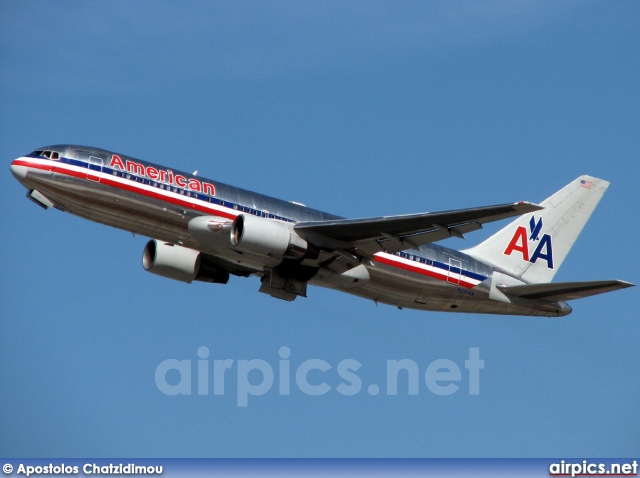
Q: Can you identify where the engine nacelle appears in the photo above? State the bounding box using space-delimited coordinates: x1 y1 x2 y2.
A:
142 240 229 284
230 214 308 260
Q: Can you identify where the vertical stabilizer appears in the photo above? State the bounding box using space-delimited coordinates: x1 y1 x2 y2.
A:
463 176 609 284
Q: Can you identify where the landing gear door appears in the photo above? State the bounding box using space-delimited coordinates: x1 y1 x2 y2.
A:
87 156 103 182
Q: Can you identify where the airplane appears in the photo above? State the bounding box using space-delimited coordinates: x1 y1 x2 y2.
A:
10 145 633 317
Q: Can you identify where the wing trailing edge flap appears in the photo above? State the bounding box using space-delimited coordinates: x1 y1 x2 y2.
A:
497 280 634 302
294 201 543 259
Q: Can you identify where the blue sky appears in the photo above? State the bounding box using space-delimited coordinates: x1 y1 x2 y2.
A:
1 1 638 457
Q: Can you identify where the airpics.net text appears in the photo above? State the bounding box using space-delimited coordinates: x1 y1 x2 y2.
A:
155 347 484 407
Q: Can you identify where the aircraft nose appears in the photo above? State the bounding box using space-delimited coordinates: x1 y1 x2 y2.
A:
10 160 28 181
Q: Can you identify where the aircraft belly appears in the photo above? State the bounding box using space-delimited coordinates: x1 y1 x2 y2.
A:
323 262 567 317
362 264 484 310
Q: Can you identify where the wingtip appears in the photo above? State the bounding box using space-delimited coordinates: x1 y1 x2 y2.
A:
514 201 544 212
616 280 635 288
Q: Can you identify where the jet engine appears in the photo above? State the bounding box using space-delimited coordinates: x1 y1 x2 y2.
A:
230 214 310 260
142 240 229 284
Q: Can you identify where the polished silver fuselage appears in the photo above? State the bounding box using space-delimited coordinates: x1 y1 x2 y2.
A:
10 145 571 316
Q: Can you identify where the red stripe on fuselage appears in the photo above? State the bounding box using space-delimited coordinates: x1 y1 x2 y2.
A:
373 254 477 289
12 158 238 220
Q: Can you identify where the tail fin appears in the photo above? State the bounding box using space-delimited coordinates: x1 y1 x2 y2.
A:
463 175 609 284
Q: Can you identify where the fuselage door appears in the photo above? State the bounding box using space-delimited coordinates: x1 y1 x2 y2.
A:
87 156 103 182
447 258 462 285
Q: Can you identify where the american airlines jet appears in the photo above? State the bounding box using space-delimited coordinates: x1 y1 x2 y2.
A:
10 145 633 316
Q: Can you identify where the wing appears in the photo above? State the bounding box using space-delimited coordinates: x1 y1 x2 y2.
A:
497 280 634 302
294 201 543 260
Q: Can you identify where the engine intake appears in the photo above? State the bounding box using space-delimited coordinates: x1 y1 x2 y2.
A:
142 240 229 284
230 214 309 260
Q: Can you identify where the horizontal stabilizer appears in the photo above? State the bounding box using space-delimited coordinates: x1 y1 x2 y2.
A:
497 280 634 302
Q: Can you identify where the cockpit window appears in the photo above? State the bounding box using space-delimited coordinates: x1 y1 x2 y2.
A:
31 150 60 160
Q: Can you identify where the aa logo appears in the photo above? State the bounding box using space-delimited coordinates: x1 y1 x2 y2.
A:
503 216 554 269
